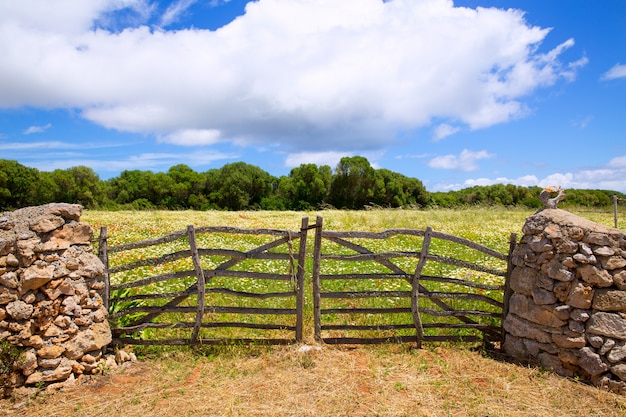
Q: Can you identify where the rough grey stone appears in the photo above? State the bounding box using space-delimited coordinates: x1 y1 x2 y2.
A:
587 334 604 349
532 287 557 305
570 309 590 322
592 289 626 311
552 333 586 349
593 246 615 257
567 282 594 309
503 314 553 344
6 300 34 321
509 293 567 328
587 312 626 340
607 342 626 363
578 347 609 377
602 256 626 270
530 236 553 253
610 364 626 381
579 264 614 287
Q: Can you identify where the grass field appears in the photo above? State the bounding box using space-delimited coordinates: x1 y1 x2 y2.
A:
3 207 626 416
88 207 527 344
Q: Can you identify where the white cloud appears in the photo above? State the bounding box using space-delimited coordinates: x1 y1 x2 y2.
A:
160 0 197 27
285 151 349 169
0 140 129 151
0 140 67 150
27 150 238 175
432 123 460 141
601 63 626 81
428 149 494 172
23 123 52 134
159 128 221 146
433 155 626 193
0 0 582 153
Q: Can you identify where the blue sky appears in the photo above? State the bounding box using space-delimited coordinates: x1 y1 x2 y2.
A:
1 0 625 192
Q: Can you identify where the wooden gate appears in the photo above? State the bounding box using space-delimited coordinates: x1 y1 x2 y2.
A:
99 216 515 347
98 219 311 346
311 216 516 347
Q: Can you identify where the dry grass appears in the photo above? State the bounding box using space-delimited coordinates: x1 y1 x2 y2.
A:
3 343 625 417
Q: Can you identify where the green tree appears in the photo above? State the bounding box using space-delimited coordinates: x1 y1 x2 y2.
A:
0 160 50 210
207 162 274 210
279 163 332 210
166 164 206 208
50 166 103 208
372 169 429 208
329 156 378 209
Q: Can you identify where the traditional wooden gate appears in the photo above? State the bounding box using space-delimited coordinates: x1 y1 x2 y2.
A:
98 219 311 346
311 216 516 347
99 216 515 347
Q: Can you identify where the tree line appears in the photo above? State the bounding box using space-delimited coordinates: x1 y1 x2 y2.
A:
1 157 624 211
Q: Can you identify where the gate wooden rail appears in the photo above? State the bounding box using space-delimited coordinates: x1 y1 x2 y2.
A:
98 219 311 346
311 216 516 347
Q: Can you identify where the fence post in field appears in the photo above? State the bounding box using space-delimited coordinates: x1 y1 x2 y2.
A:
501 232 517 346
98 226 110 311
614 195 618 229
187 224 206 345
312 216 323 342
295 217 310 342
411 226 431 348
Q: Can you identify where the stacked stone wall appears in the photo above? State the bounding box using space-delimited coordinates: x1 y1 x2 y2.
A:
504 208 626 393
0 203 112 395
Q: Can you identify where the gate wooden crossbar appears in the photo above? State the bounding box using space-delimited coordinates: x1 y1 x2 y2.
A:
98 219 310 346
312 216 516 347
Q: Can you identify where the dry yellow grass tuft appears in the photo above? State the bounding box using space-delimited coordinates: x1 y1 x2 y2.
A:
3 344 625 417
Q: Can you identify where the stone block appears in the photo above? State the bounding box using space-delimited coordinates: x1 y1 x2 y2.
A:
20 263 55 293
510 266 536 295
503 313 553 344
611 364 626 381
578 347 609 377
592 289 626 311
552 333 586 349
532 287 557 305
587 312 626 340
566 282 593 309
509 293 567 328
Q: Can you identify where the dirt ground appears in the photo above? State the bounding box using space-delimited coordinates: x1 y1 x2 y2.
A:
2 344 626 417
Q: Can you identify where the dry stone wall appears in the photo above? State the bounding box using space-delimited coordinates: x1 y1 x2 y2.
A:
504 208 626 393
0 203 112 394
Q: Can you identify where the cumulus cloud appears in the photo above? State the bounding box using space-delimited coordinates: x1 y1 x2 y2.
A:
428 149 494 172
434 155 626 192
159 128 221 146
285 151 349 169
601 63 626 81
0 0 582 157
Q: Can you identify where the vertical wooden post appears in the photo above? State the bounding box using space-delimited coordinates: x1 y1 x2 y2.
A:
614 195 618 229
501 232 517 348
188 225 206 345
312 216 323 343
295 217 309 342
411 226 431 349
98 226 110 311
